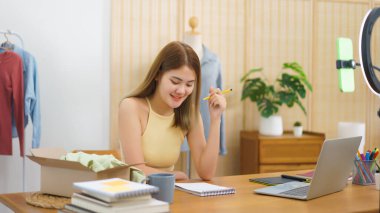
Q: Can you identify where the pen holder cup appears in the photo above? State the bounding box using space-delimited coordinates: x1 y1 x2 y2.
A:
352 160 376 185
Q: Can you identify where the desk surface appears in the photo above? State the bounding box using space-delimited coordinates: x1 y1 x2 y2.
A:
1 171 378 213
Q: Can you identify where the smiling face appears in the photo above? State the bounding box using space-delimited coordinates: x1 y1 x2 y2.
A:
156 65 196 109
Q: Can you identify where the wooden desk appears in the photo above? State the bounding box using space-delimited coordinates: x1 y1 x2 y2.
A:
0 192 52 213
1 171 378 213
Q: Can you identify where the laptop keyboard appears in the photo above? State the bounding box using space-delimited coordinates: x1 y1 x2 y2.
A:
279 185 309 197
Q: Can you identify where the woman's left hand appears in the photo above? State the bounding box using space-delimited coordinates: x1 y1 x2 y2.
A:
207 87 227 121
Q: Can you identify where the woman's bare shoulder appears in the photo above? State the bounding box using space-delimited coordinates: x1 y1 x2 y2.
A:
120 97 149 114
119 97 149 135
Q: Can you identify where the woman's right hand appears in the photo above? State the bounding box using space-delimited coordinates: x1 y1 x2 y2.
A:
207 87 227 121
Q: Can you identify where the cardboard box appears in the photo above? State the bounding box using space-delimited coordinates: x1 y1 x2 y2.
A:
27 147 133 197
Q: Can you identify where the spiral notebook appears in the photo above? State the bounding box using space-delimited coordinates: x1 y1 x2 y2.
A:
73 178 159 202
175 182 235 197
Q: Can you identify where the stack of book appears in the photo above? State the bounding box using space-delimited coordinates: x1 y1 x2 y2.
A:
59 178 169 213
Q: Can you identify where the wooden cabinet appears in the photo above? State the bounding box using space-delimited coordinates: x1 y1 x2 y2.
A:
240 131 325 174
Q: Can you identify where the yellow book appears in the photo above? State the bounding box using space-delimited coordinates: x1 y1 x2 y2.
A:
73 178 158 202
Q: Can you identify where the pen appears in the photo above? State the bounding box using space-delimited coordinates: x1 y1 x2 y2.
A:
281 174 310 182
369 148 377 160
203 88 233 100
360 153 366 161
357 150 362 160
373 150 379 160
365 151 370 161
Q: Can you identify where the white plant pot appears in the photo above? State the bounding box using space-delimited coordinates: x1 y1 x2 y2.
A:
259 115 283 136
293 126 303 137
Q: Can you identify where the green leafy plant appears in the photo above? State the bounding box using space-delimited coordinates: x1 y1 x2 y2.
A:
240 62 313 118
293 121 302 127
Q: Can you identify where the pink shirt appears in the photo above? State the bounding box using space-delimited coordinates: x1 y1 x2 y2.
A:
0 51 24 156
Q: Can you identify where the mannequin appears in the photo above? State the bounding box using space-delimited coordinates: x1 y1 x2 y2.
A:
183 16 203 60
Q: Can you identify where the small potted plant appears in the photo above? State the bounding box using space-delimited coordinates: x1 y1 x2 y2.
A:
240 62 313 136
293 121 303 137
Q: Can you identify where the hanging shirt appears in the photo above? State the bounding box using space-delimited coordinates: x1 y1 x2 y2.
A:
0 51 24 156
9 46 41 148
199 45 227 155
180 45 227 155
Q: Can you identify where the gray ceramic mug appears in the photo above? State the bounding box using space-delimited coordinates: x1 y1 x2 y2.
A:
147 173 175 203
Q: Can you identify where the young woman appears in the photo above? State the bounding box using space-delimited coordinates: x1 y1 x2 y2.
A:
119 41 226 180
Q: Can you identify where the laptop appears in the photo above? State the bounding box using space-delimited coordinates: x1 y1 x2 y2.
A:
254 136 362 200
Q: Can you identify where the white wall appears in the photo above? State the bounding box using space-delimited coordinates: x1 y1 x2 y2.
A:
0 0 110 211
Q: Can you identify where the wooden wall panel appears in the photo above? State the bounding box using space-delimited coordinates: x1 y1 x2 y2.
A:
111 0 380 177
244 0 313 131
311 1 371 143
111 0 181 150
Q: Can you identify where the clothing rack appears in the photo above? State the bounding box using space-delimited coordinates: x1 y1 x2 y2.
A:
0 29 26 193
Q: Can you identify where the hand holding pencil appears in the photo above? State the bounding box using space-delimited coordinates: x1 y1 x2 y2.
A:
203 88 232 100
205 87 229 120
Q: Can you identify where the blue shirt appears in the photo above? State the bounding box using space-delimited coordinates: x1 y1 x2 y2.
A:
199 45 226 155
2 45 41 148
181 45 227 155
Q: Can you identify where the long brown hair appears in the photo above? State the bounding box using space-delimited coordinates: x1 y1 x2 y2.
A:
127 41 201 132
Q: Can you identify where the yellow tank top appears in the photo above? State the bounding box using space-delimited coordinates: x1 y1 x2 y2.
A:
142 98 184 171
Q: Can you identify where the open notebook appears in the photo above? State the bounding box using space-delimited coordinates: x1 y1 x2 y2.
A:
175 182 235 197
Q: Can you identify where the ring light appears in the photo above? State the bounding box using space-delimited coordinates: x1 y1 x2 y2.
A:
359 8 380 97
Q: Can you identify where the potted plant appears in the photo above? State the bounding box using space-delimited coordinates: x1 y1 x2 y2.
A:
240 62 313 136
293 121 303 137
